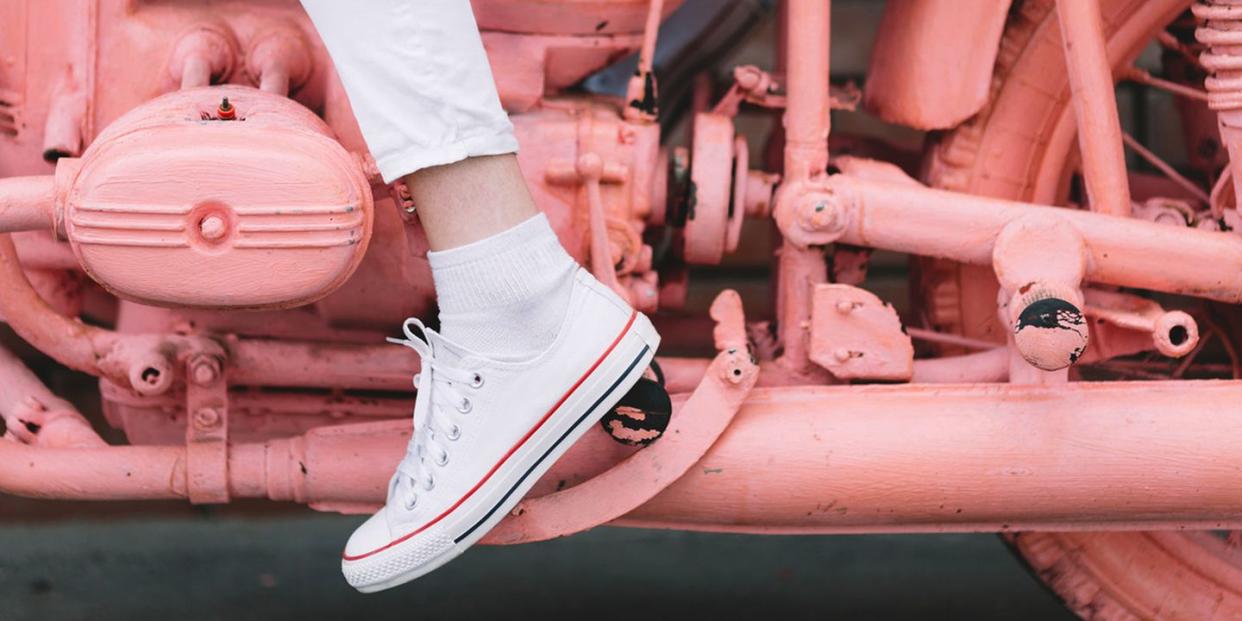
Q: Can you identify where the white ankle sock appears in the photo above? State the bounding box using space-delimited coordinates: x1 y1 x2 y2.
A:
427 213 577 357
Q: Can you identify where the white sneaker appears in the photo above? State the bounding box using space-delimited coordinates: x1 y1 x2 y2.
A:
341 268 659 592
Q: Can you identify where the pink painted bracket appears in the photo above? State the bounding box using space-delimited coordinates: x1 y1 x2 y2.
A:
480 289 759 544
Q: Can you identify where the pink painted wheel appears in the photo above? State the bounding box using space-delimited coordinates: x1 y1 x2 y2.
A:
921 0 1242 618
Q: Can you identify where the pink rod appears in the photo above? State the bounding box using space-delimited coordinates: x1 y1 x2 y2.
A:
636 0 663 77
258 68 291 95
227 338 419 390
12 232 79 270
775 0 831 371
782 0 830 179
1056 0 1132 216
907 327 998 351
910 348 1009 384
623 0 665 121
179 54 213 90
658 353 1010 391
0 176 56 233
834 175 1242 303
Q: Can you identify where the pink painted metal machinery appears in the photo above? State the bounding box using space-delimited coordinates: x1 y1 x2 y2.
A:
7 0 1242 617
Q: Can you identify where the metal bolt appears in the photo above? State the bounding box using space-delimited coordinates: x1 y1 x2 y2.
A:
189 355 221 386
216 97 236 120
797 193 844 236
193 407 221 429
836 300 854 314
200 215 226 241
834 348 852 362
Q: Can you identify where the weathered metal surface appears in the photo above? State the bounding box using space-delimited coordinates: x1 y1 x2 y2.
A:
3 0 1242 616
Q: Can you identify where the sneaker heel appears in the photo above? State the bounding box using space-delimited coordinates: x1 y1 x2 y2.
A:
599 360 672 447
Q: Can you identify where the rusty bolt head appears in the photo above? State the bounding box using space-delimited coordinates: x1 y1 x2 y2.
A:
193 407 221 429
189 355 221 386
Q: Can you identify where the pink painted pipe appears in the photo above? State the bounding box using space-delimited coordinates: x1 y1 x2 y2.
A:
659 354 1010 392
781 0 830 180
829 173 1242 303
0 176 56 233
0 342 103 449
909 349 1009 384
626 380 1242 533
0 233 122 380
1056 0 1132 217
12 381 1242 534
772 0 831 374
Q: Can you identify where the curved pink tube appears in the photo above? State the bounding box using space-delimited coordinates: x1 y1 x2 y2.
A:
0 233 119 379
0 342 103 448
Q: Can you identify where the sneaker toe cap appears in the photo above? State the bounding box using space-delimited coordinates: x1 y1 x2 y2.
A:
343 510 393 560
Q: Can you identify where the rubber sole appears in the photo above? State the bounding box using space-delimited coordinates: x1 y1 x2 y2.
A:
343 313 660 592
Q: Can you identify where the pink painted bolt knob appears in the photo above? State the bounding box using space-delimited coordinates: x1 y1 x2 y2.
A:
189 354 222 386
199 215 227 241
193 408 221 430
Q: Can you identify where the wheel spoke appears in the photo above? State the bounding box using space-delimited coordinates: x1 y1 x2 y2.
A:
1121 66 1210 102
1121 132 1212 203
1156 30 1205 69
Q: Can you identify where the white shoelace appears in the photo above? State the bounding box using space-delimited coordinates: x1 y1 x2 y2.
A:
386 318 484 511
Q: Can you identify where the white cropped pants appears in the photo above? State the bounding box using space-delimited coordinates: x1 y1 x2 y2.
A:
300 0 518 183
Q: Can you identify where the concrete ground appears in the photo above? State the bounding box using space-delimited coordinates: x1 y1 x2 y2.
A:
0 509 1076 620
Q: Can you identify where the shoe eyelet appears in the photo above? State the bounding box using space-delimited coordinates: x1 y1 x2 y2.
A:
435 450 449 466
404 493 418 510
424 474 435 491
457 397 472 414
447 424 461 441
470 373 484 389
